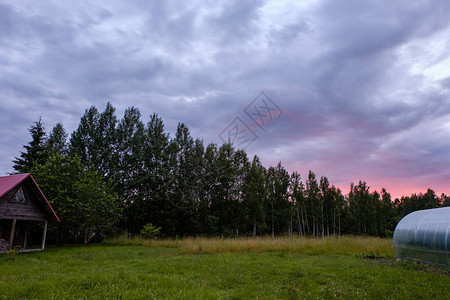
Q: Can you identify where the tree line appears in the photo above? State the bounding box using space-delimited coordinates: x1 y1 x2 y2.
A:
12 103 450 244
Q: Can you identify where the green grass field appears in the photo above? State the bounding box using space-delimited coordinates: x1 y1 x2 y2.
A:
0 237 448 299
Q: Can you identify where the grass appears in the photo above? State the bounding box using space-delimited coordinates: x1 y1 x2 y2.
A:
0 236 448 299
106 235 395 256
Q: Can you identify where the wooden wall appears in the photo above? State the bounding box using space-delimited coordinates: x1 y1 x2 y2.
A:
0 182 47 221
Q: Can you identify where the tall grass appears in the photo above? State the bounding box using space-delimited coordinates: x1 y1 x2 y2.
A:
103 235 150 246
106 235 394 257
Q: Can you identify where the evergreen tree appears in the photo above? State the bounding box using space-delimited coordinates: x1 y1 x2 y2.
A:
13 117 49 173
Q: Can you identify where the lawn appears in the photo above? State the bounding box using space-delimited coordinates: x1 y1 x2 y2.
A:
0 237 448 299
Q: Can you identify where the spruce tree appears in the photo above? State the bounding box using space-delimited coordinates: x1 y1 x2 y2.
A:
13 117 49 173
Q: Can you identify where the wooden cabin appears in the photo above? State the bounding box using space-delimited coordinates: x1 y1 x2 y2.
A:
0 173 59 253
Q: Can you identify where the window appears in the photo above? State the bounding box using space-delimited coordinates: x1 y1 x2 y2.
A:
10 187 27 204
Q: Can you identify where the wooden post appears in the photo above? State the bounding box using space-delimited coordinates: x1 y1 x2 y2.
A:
23 223 29 249
9 219 16 250
41 221 48 250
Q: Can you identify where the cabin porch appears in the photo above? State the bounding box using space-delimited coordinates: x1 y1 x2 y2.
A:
0 219 48 253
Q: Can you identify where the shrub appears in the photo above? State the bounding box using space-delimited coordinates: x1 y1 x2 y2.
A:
140 223 161 240
5 248 18 261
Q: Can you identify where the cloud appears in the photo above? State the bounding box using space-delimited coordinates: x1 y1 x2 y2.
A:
0 0 449 198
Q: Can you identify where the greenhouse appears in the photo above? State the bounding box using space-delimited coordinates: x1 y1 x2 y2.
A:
393 207 449 266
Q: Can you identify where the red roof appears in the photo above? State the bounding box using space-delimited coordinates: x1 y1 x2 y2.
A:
0 173 29 198
0 173 60 222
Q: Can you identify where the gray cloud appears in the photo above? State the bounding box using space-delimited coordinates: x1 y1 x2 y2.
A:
1 0 449 197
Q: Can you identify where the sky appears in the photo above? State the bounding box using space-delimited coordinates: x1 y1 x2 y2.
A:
1 0 450 199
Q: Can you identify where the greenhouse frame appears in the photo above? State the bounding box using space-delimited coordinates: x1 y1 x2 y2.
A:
393 207 449 266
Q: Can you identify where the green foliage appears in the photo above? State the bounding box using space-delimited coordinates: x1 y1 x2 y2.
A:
13 117 49 173
5 248 18 261
31 154 121 245
74 169 121 245
113 107 145 205
47 122 68 156
13 102 449 240
69 103 118 177
266 162 290 237
242 155 266 236
125 113 173 236
140 223 161 240
305 170 320 236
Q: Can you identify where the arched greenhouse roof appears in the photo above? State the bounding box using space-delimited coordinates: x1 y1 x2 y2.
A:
393 207 449 266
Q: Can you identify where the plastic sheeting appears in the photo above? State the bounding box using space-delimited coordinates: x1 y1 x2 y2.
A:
393 207 449 266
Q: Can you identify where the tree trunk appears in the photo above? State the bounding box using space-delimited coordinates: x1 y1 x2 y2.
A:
321 205 324 238
312 215 315 236
290 216 293 237
333 210 336 236
84 228 89 246
83 228 96 246
301 208 307 236
271 203 275 238
338 212 341 236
